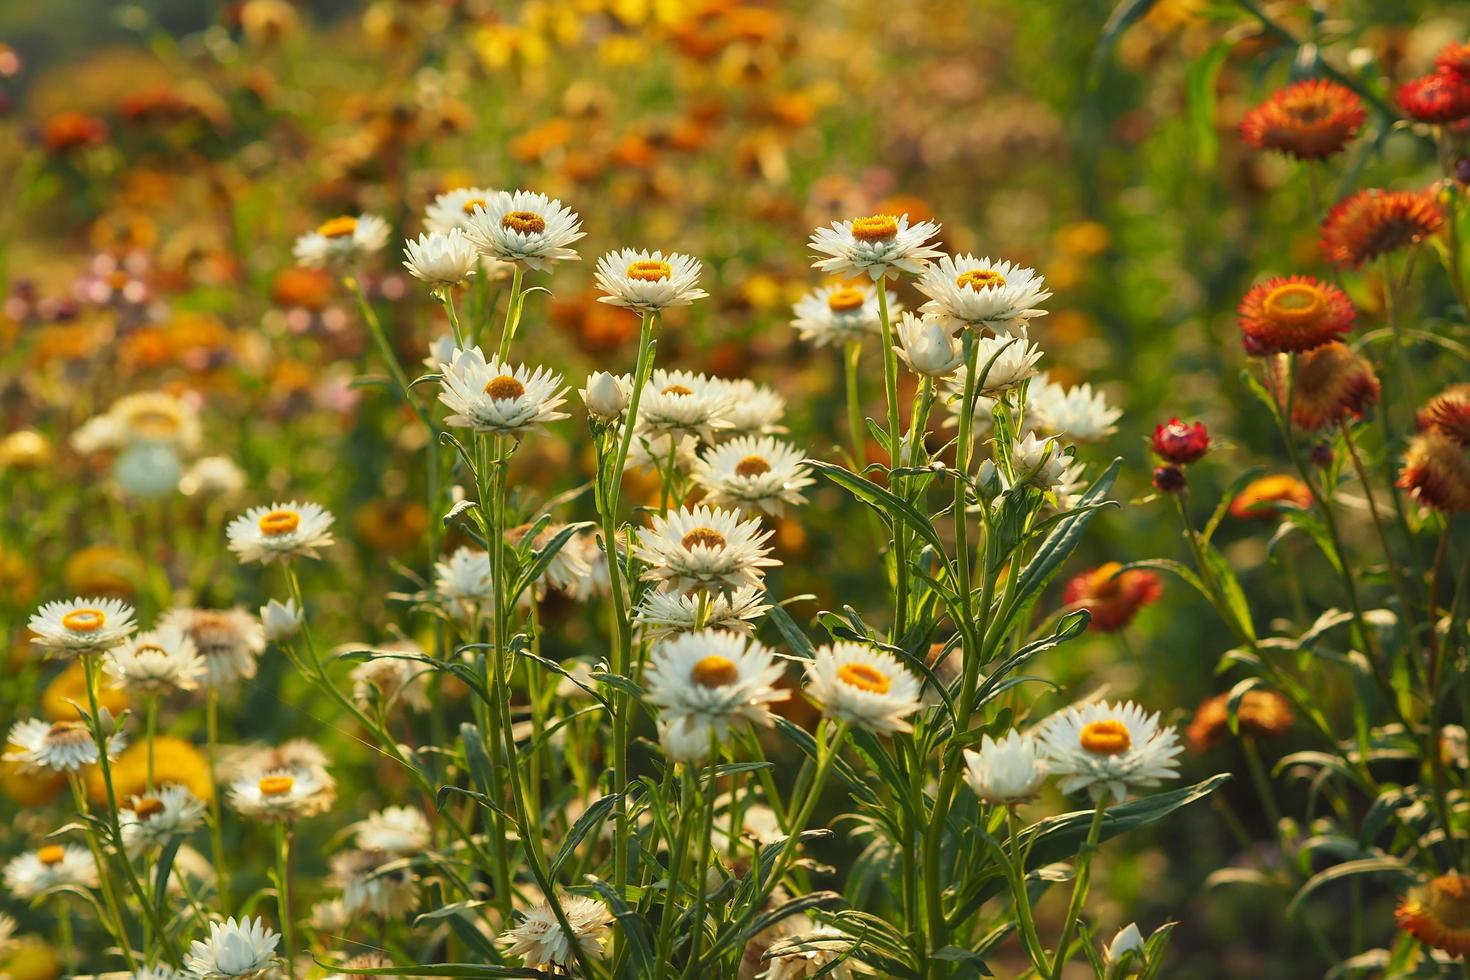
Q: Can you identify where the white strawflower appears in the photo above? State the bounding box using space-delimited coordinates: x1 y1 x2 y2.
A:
634 584 770 638
120 785 207 853
634 504 779 594
423 186 498 234
791 282 891 348
804 642 922 735
1029 375 1121 442
626 430 701 474
633 369 733 443
498 896 613 967
259 598 301 642
434 546 494 621
658 717 715 763
692 435 813 516
180 456 246 498
809 213 943 281
3 844 98 898
28 596 137 656
331 849 417 918
158 607 266 688
1010 432 1070 492
580 371 631 420
72 391 202 453
462 189 584 270
1103 923 1146 974
894 312 964 378
970 331 1044 394
594 248 708 311
105 625 208 696
226 501 335 564
5 718 123 773
915 254 1051 334
715 379 787 436
645 629 789 737
349 644 431 713
293 214 389 269
402 228 479 286
436 346 569 435
354 805 431 855
184 916 280 979
228 768 328 822
764 924 875 978
1036 700 1183 804
506 522 592 595
962 730 1048 805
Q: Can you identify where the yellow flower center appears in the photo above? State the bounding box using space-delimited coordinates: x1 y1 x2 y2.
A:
956 268 1007 291
483 375 526 400
1262 282 1326 325
132 796 166 819
850 214 899 242
258 775 295 796
258 510 301 536
681 527 726 550
735 455 771 477
826 287 866 313
501 211 546 234
61 608 106 632
626 259 672 282
461 197 488 215
131 409 180 437
690 655 740 688
317 216 358 239
662 384 695 397
1079 719 1132 755
837 661 891 694
37 845 65 866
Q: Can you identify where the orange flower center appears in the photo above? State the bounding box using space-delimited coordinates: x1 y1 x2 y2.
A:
850 214 899 242
131 409 180 436
662 384 694 396
461 197 488 215
826 287 866 312
37 845 65 866
1427 874 1470 929
837 661 891 694
61 608 106 632
956 268 1007 291
681 527 726 550
132 796 166 819
258 510 301 536
483 375 526 400
1079 719 1132 755
317 216 358 239
690 655 740 688
501 211 546 234
626 259 672 282
735 455 771 477
1262 282 1326 326
258 775 295 796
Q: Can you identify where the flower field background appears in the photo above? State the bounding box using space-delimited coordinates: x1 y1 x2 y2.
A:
2 0 1469 977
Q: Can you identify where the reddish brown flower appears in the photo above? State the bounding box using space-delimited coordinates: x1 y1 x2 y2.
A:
1151 418 1210 464
1397 71 1470 124
1398 873 1470 957
1320 189 1444 268
1237 275 1355 354
1230 475 1312 520
1398 431 1470 512
1186 690 1295 753
1290 342 1381 431
41 111 107 155
1240 79 1365 160
1418 384 1470 446
1152 465 1186 493
1062 562 1162 632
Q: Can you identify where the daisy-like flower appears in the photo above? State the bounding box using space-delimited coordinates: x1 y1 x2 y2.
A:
626 430 701 474
1063 563 1163 632
963 729 1049 805
1397 873 1470 957
1397 71 1470 123
634 584 771 638
1420 384 1470 446
1320 188 1444 268
692 435 813 516
181 456 247 498
498 896 613 968
594 248 708 311
120 785 206 853
230 740 337 815
791 282 891 348
228 768 327 822
436 346 569 435
1036 700 1182 803
349 644 431 713
354 805 431 855
423 186 498 234
967 331 1045 395
1185 690 1294 753
804 642 923 735
1289 342 1380 431
331 849 417 918
809 212 943 281
1009 432 1071 492
1236 275 1354 354
105 626 208 696
227 501 335 565
1398 431 1470 512
184 916 280 979
1239 79 1365 160
72 391 202 454
402 228 479 286
915 254 1051 334
461 189 584 270
633 369 734 443
29 596 136 656
506 522 592 595
764 924 875 978
435 546 494 620
1151 418 1210 464
3 843 98 898
158 607 266 687
293 213 390 269
894 312 964 378
5 718 124 773
715 379 787 436
645 629 789 737
1229 474 1312 520
634 504 779 594
1029 376 1121 442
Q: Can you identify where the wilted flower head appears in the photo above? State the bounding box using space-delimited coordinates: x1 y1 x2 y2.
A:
1289 342 1380 431
1419 384 1470 446
158 607 266 688
1398 431 1470 512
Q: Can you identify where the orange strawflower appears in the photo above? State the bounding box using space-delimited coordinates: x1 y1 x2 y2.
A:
1240 79 1364 160
1419 384 1470 446
1397 71 1470 124
1398 873 1470 957
1230 475 1312 520
1290 342 1380 431
1320 189 1444 268
1186 690 1295 752
1237 275 1354 355
1398 432 1470 512
1062 563 1162 632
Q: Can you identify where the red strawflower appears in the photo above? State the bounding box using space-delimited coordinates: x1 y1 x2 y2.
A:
1397 71 1470 123
1399 431 1470 512
1290 342 1381 431
1239 79 1365 160
1063 563 1162 632
1237 275 1355 354
1151 418 1210 464
1320 189 1444 268
1436 41 1470 79
1418 384 1470 446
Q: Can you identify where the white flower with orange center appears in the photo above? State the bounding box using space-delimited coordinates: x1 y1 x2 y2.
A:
632 368 734 443
594 248 708 311
3 843 98 898
226 500 335 564
497 895 614 968
158 607 266 688
692 435 814 516
5 717 124 773
184 916 281 979
227 767 327 822
634 504 780 594
436 345 569 435
461 189 584 270
402 228 479 286
292 213 390 268
72 391 202 455
119 785 206 853
715 378 788 436
803 642 923 734
423 186 499 234
644 628 789 738
915 254 1051 334
634 584 771 639
1036 700 1182 803
790 282 896 347
28 596 136 655
105 625 207 696
809 213 943 281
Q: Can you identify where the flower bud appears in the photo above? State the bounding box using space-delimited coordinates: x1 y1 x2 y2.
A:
1150 418 1209 464
1103 923 1145 975
1152 464 1186 493
580 371 631 420
260 597 302 642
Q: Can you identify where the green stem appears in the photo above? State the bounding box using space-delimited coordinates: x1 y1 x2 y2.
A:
1048 798 1108 980
274 822 296 980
